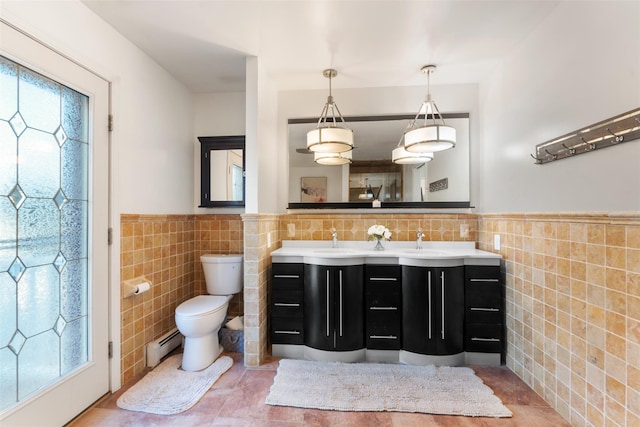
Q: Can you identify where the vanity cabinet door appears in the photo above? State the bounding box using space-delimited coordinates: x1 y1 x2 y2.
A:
402 265 464 355
270 263 304 345
439 267 464 354
304 264 364 352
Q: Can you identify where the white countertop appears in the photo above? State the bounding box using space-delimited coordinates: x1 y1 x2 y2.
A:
271 240 501 267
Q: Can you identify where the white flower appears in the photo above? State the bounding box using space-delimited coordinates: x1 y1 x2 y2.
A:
367 224 392 241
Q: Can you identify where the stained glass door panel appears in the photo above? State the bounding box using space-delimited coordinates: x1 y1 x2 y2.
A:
1 20 109 426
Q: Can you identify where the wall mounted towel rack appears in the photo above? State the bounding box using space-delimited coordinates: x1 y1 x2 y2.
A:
531 108 640 164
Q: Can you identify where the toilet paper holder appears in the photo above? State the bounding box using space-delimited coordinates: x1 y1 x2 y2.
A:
123 276 152 297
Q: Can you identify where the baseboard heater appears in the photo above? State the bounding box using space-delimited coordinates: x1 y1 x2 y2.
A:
146 328 182 367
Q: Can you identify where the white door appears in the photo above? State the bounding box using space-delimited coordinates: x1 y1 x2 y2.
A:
0 21 110 426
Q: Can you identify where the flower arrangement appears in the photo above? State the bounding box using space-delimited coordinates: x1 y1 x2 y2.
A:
367 224 392 241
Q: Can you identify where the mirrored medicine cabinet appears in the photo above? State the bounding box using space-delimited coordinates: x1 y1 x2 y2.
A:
199 135 245 208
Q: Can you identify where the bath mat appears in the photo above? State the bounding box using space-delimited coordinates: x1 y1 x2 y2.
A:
265 359 512 418
117 354 232 415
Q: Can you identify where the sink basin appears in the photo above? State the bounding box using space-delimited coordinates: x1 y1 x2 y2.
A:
313 248 365 255
399 249 450 256
305 248 368 266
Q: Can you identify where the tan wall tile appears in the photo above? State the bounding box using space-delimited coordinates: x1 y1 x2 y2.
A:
478 212 640 426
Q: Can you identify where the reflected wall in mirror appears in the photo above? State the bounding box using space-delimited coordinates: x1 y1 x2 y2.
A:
199 135 245 207
288 114 470 208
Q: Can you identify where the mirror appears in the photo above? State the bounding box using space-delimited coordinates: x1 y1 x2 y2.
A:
287 114 470 208
199 135 245 207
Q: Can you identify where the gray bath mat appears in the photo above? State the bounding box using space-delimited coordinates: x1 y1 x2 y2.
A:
117 354 232 415
266 359 512 418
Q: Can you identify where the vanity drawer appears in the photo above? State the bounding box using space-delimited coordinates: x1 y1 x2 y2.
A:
465 265 501 282
271 317 304 344
366 334 400 350
367 313 400 336
271 290 303 317
465 283 503 323
365 265 401 293
366 292 400 310
465 323 503 353
366 315 401 350
272 263 304 290
366 294 401 350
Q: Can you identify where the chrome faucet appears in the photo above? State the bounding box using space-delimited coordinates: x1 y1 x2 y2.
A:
331 228 338 248
416 228 424 249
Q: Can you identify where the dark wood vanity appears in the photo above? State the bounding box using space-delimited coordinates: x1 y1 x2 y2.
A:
269 247 504 366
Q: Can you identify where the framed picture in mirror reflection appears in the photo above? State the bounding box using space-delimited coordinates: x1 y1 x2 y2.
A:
300 177 327 203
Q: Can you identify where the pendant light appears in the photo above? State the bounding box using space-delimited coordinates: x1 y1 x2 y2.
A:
403 65 456 153
392 127 434 164
307 69 354 154
392 146 434 164
314 150 352 165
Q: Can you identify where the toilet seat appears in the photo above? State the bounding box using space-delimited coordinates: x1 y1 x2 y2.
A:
176 295 228 319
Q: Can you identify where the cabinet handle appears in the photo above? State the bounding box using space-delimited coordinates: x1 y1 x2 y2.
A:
470 307 500 312
441 271 445 340
326 269 330 337
471 337 501 342
370 335 398 340
469 278 499 282
369 306 397 311
428 270 432 340
274 330 301 335
339 269 343 337
274 303 300 307
274 274 300 279
369 277 397 281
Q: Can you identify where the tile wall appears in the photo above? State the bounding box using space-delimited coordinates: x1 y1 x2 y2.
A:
118 211 639 426
278 213 478 242
241 214 279 367
119 213 243 384
477 213 640 426
194 215 245 316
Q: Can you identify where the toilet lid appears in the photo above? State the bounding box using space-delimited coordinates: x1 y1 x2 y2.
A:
175 295 228 317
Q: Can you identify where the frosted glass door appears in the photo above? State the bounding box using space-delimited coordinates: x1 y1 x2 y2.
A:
0 21 109 426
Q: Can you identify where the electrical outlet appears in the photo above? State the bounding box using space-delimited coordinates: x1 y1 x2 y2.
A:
267 231 272 248
460 223 469 238
494 234 501 251
287 223 295 238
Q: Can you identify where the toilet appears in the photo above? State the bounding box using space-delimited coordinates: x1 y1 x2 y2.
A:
175 254 243 371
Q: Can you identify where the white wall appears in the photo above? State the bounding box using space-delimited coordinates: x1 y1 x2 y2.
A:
479 0 640 213
257 64 280 213
278 84 479 212
2 1 195 215
193 91 246 213
246 57 279 214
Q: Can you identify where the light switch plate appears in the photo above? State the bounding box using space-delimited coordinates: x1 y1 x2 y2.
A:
494 234 501 251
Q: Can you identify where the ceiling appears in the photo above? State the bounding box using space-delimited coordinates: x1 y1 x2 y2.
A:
81 0 560 93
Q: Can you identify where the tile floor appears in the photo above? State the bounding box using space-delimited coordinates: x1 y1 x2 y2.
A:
69 352 571 426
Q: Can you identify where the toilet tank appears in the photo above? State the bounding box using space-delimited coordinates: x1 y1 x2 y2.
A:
200 254 243 295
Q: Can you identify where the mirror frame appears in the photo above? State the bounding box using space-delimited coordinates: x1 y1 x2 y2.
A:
287 114 472 209
198 135 245 208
